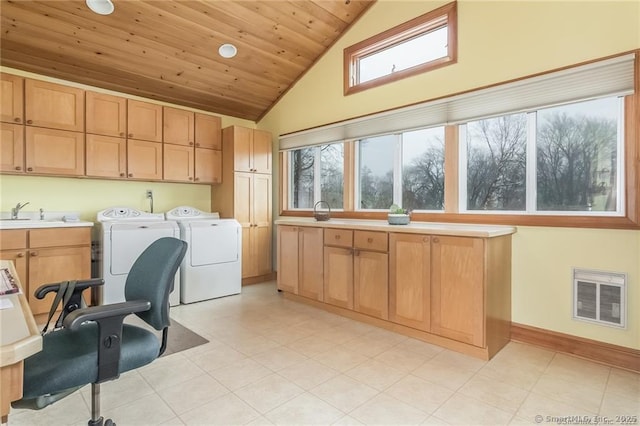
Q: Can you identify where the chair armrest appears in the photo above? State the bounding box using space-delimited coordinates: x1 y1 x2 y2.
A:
62 300 151 383
35 278 104 299
63 300 151 330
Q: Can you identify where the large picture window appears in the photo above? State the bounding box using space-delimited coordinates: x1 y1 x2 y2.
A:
460 96 623 215
289 144 344 210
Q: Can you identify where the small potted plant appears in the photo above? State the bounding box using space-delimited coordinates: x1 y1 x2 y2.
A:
388 204 411 225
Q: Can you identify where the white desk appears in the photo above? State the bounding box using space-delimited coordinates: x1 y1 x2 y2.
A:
0 260 42 423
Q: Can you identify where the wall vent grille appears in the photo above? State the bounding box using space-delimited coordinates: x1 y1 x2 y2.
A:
573 268 627 328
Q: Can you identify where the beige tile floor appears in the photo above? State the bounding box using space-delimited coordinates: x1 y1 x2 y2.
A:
9 281 640 426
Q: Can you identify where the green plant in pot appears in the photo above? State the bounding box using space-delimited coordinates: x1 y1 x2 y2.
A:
388 204 411 225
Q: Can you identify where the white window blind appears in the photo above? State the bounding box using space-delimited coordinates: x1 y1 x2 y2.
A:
279 54 635 151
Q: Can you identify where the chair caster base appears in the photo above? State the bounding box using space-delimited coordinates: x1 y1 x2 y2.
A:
88 417 115 426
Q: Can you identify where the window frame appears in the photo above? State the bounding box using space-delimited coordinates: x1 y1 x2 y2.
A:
344 1 457 96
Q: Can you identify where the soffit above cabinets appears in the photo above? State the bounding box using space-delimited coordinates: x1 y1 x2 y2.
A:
0 0 374 121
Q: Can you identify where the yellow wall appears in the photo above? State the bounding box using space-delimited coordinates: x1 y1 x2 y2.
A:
0 66 255 221
259 1 640 348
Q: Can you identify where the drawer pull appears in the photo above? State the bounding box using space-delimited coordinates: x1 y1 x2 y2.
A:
367 237 373 243
335 235 340 240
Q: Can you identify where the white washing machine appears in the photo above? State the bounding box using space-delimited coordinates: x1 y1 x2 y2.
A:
165 206 241 303
97 207 181 306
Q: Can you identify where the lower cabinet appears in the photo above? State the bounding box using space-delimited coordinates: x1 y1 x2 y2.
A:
0 227 91 317
277 223 513 359
276 225 323 300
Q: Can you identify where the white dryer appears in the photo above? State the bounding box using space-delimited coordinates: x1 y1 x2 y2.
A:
97 207 181 306
165 206 241 303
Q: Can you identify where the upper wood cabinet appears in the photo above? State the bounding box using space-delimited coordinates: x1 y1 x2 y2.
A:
389 233 431 331
25 80 84 132
1 74 24 124
86 92 126 137
86 134 127 178
164 107 194 146
127 139 162 180
195 113 221 149
127 100 162 142
195 148 221 184
0 123 25 173
25 127 84 176
163 143 195 182
223 126 272 174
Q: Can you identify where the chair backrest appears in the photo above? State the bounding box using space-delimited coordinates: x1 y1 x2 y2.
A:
124 237 187 330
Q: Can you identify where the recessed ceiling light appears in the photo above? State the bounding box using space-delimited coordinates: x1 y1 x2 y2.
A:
86 0 114 15
218 43 238 59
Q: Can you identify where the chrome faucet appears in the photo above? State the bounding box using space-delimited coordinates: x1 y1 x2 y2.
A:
11 202 30 220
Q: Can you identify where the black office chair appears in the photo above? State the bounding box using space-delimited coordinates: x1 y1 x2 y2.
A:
13 237 187 426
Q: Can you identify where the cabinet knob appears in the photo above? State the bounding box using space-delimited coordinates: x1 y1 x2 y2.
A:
119 132 125 137
30 251 38 257
14 117 21 123
194 177 200 182
15 166 22 171
367 237 373 243
196 143 200 147
26 119 33 124
433 237 440 243
423 236 430 243
128 173 133 177
188 177 193 181
189 142 194 146
16 252 25 258
335 235 340 240
27 167 33 172
119 172 125 177
128 133 133 138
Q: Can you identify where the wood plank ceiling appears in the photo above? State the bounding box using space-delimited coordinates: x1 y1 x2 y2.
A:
0 0 374 121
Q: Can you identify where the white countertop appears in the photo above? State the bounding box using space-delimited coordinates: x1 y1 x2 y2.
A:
275 217 516 238
0 210 93 230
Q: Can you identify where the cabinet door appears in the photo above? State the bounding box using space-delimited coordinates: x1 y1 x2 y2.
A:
163 107 194 146
389 233 431 331
195 113 221 149
0 250 27 291
298 227 324 301
28 246 91 316
0 123 24 173
86 92 126 137
86 134 126 178
354 250 388 319
323 246 353 309
1 74 24 124
252 173 272 276
252 129 272 174
234 172 254 277
127 139 162 180
163 144 194 182
230 126 252 172
277 226 299 294
25 80 84 131
127 100 162 142
431 236 484 347
195 148 221 183
25 127 84 176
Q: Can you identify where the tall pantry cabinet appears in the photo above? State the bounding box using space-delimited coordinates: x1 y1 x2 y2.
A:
212 126 273 281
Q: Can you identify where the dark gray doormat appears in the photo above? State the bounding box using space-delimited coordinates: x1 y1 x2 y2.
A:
161 319 209 357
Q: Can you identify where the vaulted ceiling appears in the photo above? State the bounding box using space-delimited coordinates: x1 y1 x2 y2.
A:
0 0 374 121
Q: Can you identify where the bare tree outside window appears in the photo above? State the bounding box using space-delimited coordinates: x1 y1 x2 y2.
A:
359 135 395 209
402 127 445 210
466 114 527 210
291 148 314 208
321 144 344 209
536 98 618 212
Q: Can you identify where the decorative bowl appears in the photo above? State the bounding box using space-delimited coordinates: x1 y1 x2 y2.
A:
388 213 410 225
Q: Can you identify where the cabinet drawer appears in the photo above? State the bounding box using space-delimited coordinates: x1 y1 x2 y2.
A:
29 227 91 248
324 228 353 248
354 230 388 252
0 229 28 250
